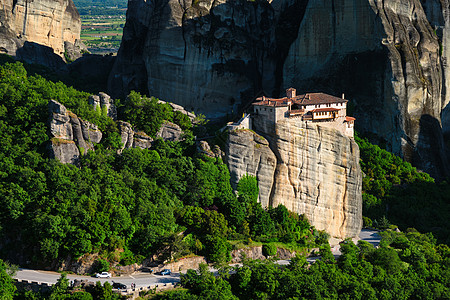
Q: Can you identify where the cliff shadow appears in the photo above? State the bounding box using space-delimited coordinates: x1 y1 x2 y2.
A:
108 0 313 119
413 114 450 179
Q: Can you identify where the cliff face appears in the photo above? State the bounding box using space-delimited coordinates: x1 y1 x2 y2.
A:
227 121 362 239
0 0 81 57
108 0 308 118
283 0 448 178
111 0 450 177
226 129 277 208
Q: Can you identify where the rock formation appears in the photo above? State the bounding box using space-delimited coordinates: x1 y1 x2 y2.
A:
226 129 277 207
64 39 88 61
48 100 102 164
117 120 155 154
110 0 450 177
157 121 183 142
108 0 307 118
88 92 117 120
0 0 81 58
227 121 363 239
197 140 225 159
48 94 190 164
283 0 448 178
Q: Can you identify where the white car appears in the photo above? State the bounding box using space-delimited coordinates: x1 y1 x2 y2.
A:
95 272 112 278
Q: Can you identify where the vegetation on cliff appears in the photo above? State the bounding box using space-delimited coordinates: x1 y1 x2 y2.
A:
356 135 450 244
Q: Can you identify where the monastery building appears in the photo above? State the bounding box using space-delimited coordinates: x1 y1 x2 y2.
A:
252 88 355 137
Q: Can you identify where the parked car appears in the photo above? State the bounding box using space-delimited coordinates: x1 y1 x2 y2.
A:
112 282 127 289
161 269 171 275
95 272 112 278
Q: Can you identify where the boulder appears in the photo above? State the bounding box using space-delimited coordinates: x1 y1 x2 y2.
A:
118 121 134 153
64 39 88 62
133 132 153 149
156 121 183 142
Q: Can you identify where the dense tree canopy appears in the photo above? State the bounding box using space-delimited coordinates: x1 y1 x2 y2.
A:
0 62 319 268
356 135 450 244
172 230 450 300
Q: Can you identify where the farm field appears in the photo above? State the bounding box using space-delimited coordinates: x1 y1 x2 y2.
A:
80 15 125 54
73 0 127 54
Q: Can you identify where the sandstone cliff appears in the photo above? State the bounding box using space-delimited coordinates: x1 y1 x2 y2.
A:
0 0 81 57
227 121 362 239
108 0 308 118
110 0 450 177
283 0 448 178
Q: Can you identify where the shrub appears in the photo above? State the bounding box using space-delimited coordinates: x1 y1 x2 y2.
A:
363 216 373 228
96 259 110 273
262 244 277 257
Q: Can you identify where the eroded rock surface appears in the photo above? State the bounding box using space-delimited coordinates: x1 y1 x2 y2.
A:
227 120 362 239
48 101 173 162
226 129 277 208
156 121 183 142
88 92 117 120
110 0 450 176
283 0 448 178
0 0 81 57
108 0 308 118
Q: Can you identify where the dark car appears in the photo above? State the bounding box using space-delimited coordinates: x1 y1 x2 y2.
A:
112 282 127 290
161 269 171 275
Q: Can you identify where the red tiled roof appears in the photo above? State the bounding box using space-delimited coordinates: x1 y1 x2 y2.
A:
254 92 347 107
345 116 356 122
295 93 347 105
311 108 340 113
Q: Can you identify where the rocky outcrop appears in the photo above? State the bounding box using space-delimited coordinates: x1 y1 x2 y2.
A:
282 0 448 178
0 0 81 58
64 39 88 61
117 120 154 154
48 100 101 164
197 141 224 159
88 92 117 120
157 121 183 142
15 41 68 71
227 119 363 239
159 100 196 122
227 129 277 208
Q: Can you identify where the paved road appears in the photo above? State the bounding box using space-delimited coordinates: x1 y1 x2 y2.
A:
14 229 381 287
15 269 179 289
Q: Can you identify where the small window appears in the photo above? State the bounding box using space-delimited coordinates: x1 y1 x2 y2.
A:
270 109 272 112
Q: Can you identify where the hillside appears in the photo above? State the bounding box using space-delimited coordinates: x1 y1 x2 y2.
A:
0 61 327 271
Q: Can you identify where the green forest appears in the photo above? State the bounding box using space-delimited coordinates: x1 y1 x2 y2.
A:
1 229 448 299
0 61 323 270
0 58 449 299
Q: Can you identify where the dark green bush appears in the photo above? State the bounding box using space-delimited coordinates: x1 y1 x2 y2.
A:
262 244 277 257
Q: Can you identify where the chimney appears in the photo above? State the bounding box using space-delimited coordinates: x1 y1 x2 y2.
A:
342 93 345 99
286 88 296 99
